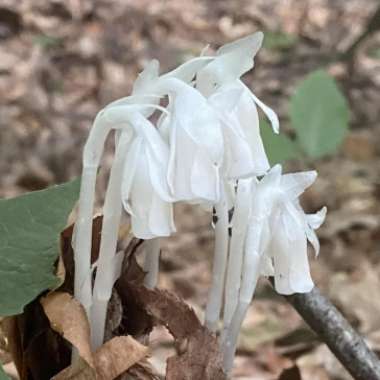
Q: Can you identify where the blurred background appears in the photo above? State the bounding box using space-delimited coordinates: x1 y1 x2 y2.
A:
0 0 379 379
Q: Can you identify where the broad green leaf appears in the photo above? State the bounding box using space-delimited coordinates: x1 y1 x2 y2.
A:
261 119 300 165
0 179 80 316
0 365 10 380
263 31 297 51
290 69 349 158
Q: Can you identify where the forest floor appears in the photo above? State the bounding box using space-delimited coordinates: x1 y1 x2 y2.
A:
0 1 380 379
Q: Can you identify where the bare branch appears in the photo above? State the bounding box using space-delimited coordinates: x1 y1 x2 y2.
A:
269 279 380 380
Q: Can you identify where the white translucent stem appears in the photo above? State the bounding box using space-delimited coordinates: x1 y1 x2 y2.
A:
91 131 131 349
205 184 229 332
73 111 112 317
73 166 97 317
221 179 252 343
143 238 161 289
222 222 262 373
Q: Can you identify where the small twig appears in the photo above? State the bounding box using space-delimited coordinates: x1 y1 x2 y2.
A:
269 279 380 380
340 5 380 61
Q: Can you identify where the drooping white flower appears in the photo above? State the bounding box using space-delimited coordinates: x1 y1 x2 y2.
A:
222 165 326 371
100 107 176 239
131 62 225 203
245 164 326 295
194 32 279 179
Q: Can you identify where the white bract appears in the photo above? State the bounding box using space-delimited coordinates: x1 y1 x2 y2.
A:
72 31 326 370
222 165 326 372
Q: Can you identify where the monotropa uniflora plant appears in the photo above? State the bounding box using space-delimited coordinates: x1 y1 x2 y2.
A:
72 31 326 373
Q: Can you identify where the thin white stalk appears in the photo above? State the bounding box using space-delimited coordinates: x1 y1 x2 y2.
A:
91 131 132 349
221 178 252 343
205 183 229 332
73 112 112 318
73 103 165 332
222 222 263 374
143 238 161 289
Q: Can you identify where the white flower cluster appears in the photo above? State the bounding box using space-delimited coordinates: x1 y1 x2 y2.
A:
72 32 326 371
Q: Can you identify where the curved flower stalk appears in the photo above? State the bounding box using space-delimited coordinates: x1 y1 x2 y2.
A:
222 165 327 373
73 99 172 348
90 107 174 349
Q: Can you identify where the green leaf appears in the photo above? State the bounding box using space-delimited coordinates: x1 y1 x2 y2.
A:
0 179 80 316
261 119 300 165
0 364 10 380
290 69 349 158
263 31 297 51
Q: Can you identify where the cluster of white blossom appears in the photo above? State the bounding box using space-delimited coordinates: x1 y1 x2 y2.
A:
73 31 326 372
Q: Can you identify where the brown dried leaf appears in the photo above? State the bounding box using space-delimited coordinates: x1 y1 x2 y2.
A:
126 359 160 380
52 357 97 380
95 336 149 380
40 292 94 367
59 215 103 294
166 328 225 380
52 336 149 380
123 284 226 380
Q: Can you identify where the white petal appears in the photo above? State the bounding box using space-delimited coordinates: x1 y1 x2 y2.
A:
240 82 279 133
280 171 317 199
217 31 264 57
234 88 270 175
149 192 176 237
128 151 154 239
196 32 264 96
133 113 173 202
167 124 196 201
208 83 243 112
259 253 274 276
133 59 160 94
163 56 213 83
222 121 255 179
191 147 220 202
305 206 326 256
307 206 327 229
272 213 314 295
172 82 224 165
305 227 320 257
261 164 282 189
121 136 143 215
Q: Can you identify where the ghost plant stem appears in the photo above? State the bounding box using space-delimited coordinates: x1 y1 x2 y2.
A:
143 238 161 289
205 183 229 332
73 112 111 318
91 130 132 349
221 179 252 343
73 166 97 317
223 222 263 374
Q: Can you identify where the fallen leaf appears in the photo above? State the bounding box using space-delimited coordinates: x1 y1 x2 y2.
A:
40 292 93 367
2 301 71 380
53 337 149 380
95 337 149 380
120 283 226 380
51 357 96 380
166 329 225 380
